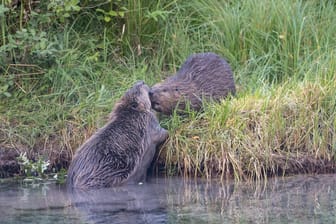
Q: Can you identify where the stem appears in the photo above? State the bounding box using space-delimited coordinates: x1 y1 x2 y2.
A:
19 1 23 30
103 27 107 64
1 0 6 45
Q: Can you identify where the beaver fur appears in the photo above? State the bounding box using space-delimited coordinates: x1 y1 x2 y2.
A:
149 52 236 115
66 81 168 189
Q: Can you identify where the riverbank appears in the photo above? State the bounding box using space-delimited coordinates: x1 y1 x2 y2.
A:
157 80 336 181
1 77 335 179
0 0 335 180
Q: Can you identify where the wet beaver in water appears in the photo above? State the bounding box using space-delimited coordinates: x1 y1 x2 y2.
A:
66 81 168 189
149 52 236 115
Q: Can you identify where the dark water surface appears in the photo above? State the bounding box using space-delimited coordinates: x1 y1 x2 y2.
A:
0 174 335 224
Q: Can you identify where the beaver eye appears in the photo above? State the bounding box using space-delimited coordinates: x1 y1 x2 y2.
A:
131 101 138 109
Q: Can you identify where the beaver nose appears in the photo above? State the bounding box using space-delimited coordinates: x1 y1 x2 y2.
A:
149 90 153 97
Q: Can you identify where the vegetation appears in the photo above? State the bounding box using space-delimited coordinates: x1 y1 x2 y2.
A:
17 152 50 178
0 0 335 181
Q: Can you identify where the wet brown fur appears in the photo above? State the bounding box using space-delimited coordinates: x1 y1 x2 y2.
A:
66 81 168 189
150 52 236 115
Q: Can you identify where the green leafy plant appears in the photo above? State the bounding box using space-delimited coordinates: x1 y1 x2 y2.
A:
47 0 81 21
53 168 67 184
96 7 126 23
1 28 58 64
0 74 14 98
17 152 50 178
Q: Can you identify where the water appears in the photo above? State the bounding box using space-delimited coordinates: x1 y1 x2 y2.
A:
0 174 335 224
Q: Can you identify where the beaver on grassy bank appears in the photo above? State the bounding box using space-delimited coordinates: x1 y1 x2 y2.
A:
149 52 236 115
66 81 168 189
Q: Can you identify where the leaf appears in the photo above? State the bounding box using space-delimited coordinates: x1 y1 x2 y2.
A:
104 16 111 22
107 10 118 17
73 5 81 12
145 10 169 22
119 11 125 18
3 92 11 97
39 40 47 50
96 9 105 14
0 5 9 17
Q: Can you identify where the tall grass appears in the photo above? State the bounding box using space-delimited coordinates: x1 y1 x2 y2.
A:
154 0 336 180
0 0 335 179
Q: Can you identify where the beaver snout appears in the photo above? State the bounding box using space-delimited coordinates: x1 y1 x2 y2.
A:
152 103 162 113
148 90 155 104
149 90 154 97
149 91 161 112
150 99 160 111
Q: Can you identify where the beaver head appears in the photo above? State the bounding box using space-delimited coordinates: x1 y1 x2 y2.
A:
110 81 152 120
149 52 236 115
149 77 200 115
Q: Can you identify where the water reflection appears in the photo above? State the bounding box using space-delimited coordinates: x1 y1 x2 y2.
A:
0 174 335 224
219 175 336 223
69 182 168 223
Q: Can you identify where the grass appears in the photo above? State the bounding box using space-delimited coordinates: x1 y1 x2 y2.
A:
0 0 335 180
159 78 336 181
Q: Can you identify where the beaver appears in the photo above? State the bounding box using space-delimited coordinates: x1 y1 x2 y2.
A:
149 52 236 115
66 81 168 189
